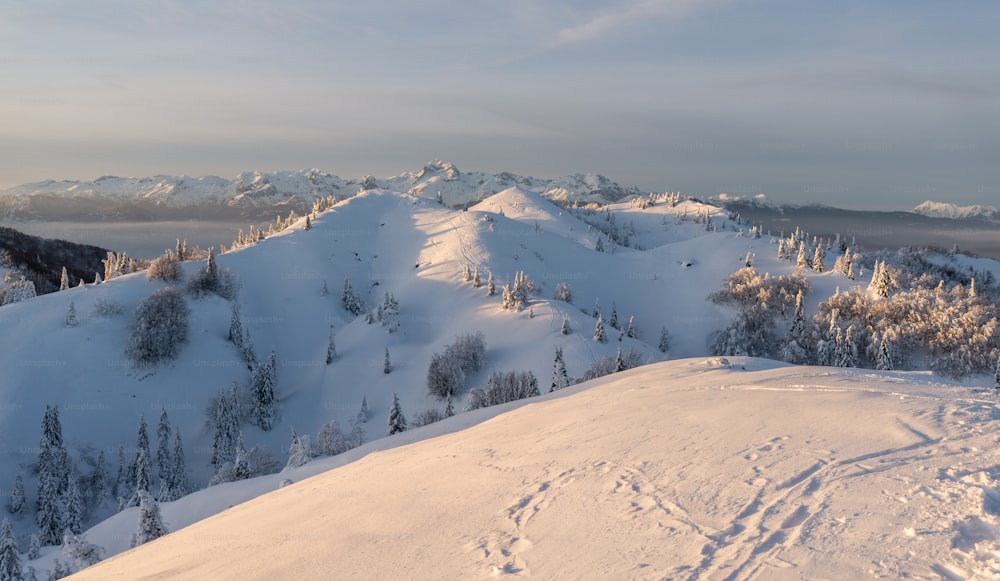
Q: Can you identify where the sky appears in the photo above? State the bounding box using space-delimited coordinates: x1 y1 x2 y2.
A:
1 0 998 209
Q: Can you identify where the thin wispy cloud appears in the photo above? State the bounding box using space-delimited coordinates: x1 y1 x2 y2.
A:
553 0 732 46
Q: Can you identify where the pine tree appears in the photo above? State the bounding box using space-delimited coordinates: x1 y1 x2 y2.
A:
876 334 894 371
6 475 24 518
0 518 21 581
166 429 188 501
156 408 172 500
551 347 569 392
812 244 825 272
233 432 250 480
445 397 455 418
358 396 368 423
593 298 601 319
243 328 258 371
133 414 152 502
342 276 363 316
591 312 606 343
626 315 636 339
320 278 329 296
658 325 671 354
326 332 337 365
304 215 311 231
228 303 244 349
250 350 278 431
212 385 240 466
608 302 619 330
615 348 626 372
26 534 39 561
560 317 570 335
462 263 472 282
383 348 392 374
64 476 83 535
115 443 127 503
132 490 167 547
59 266 70 291
487 271 495 296
837 326 858 368
797 243 808 268
472 267 481 289
387 393 407 436
64 302 78 328
36 405 68 545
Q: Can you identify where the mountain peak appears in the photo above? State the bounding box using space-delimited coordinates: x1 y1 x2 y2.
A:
912 200 1000 221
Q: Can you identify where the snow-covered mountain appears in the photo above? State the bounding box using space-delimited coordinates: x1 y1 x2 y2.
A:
0 183 997 579
0 161 639 221
912 200 1000 222
72 359 1000 580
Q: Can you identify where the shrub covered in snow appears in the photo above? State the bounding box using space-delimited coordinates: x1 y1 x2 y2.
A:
125 287 190 366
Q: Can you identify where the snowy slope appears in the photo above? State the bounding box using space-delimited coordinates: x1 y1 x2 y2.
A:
0 161 639 221
72 359 1000 580
911 200 1000 222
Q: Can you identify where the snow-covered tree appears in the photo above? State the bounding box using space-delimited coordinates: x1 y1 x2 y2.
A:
128 414 152 508
164 429 188 501
6 475 24 518
711 306 777 358
875 334 894 371
994 353 1000 389
228 303 244 349
59 266 70 291
285 430 314 469
61 531 102 570
551 347 569 392
376 292 400 333
147 251 182 282
125 287 190 366
358 396 368 423
131 490 167 547
625 315 637 339
64 302 78 328
0 518 21 581
155 409 172 501
426 332 486 400
593 312 607 343
868 260 891 299
320 278 329 296
342 276 364 316
812 244 825 272
614 348 626 372
486 271 495 296
462 263 472 282
64 476 84 535
36 405 68 546
472 267 481 289
383 347 392 374
837 325 858 368
467 371 539 410
658 325 671 354
326 332 337 365
250 350 278 431
387 393 407 436
608 301 619 330
560 317 570 335
554 282 572 303
187 247 220 295
304 215 311 231
212 385 241 466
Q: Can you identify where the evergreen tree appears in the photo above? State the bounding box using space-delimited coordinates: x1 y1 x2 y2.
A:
876 334 894 371
212 385 241 466
156 408 172 500
132 490 167 547
134 414 151 500
64 476 83 535
232 432 250 480
462 263 472 282
249 349 278 431
626 315 637 339
812 244 825 272
560 317 570 335
609 302 619 330
445 397 455 418
796 243 808 268
472 267 481 288
615 348 626 372
243 328 258 371
6 475 23 518
0 518 20 581
387 393 407 436
383 347 392 374
320 278 329 296
285 430 313 469
836 326 858 368
593 298 601 319
228 303 244 349
658 326 671 353
304 215 311 231
59 266 70 291
487 271 495 296
326 332 337 365
593 313 607 343
26 534 39 561
358 396 368 424
64 302 78 328
167 429 188 501
551 347 569 392
115 443 127 503
90 451 109 504
36 405 68 545
342 276 363 316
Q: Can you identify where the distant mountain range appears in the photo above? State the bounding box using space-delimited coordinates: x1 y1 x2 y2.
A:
0 161 640 221
910 200 1000 222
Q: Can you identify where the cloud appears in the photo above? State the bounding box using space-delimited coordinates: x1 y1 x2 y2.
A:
553 0 731 46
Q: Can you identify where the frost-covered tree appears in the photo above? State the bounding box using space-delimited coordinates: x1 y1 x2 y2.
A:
250 350 278 431
187 247 220 295
551 347 569 392
711 306 777 358
7 475 24 518
155 409 172 500
383 347 392 374
836 325 858 368
812 244 825 272
554 282 572 303
125 287 190 366
132 490 166 547
426 332 486 400
64 476 84 535
89 451 110 505
593 312 607 343
376 292 400 333
212 385 241 466
472 267 481 289
326 332 337 365
487 271 495 296
128 414 152 508
387 393 407 436
285 430 314 469
614 348 626 372
64 302 78 328
467 371 539 410
164 429 188 501
625 315 637 339
147 251 182 282
462 263 472 282
994 353 1000 389
342 276 364 316
320 278 329 296
61 531 102 570
0 518 21 581
358 396 368 423
228 303 244 350
868 260 891 299
875 334 894 371
59 266 70 291
242 328 258 371
560 317 570 335
608 301 619 330
36 405 68 545
658 325 671 354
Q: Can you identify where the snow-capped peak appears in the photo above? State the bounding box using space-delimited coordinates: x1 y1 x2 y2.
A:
911 200 1000 221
